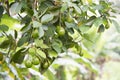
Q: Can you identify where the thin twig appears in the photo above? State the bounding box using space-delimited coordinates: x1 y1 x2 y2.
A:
5 0 10 16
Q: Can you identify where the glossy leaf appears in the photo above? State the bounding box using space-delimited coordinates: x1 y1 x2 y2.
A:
11 48 26 64
41 14 54 23
36 49 46 58
17 36 28 47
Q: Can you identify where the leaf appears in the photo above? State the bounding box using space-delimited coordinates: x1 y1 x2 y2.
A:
41 14 54 23
72 3 81 14
79 25 91 33
81 5 89 12
61 3 68 13
17 36 28 47
0 5 4 16
44 69 56 80
52 40 62 53
35 39 49 49
0 39 10 49
112 20 120 33
38 26 44 38
97 24 105 33
0 25 9 31
93 17 103 27
65 22 76 28
33 21 42 28
45 25 55 37
9 2 22 15
82 49 93 59
36 49 46 58
11 48 26 64
0 14 20 30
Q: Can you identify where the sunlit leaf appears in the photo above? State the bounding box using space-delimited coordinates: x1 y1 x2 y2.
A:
9 2 22 15
0 14 20 30
36 49 46 58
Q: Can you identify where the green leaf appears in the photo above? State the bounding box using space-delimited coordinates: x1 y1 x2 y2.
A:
0 14 20 30
97 24 105 33
112 20 120 33
11 48 26 64
36 49 46 58
33 21 42 28
52 45 61 53
93 17 103 27
52 40 62 53
0 25 9 31
41 14 54 23
72 3 81 14
65 22 76 28
0 6 4 16
81 5 89 12
82 49 93 59
9 2 22 15
0 39 10 49
61 3 68 13
35 39 49 48
38 26 44 38
79 25 91 33
44 69 57 80
17 36 28 47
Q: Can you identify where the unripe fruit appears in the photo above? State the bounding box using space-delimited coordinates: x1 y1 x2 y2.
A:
32 29 39 38
56 26 65 36
67 16 73 23
28 47 36 55
25 60 32 68
32 57 40 65
42 61 49 69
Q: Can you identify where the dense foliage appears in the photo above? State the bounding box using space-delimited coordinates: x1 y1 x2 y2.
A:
0 0 119 80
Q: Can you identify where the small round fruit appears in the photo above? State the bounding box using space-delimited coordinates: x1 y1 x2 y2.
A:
28 47 36 55
42 61 49 69
25 60 32 68
67 16 73 23
32 57 40 65
56 26 65 36
32 29 39 38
